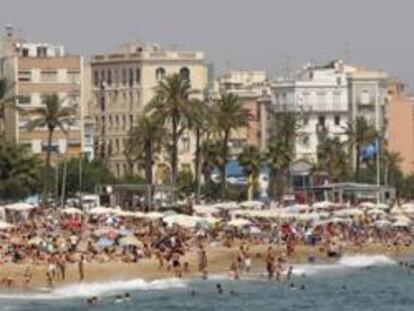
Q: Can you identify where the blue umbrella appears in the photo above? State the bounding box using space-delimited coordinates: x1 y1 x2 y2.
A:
96 237 114 248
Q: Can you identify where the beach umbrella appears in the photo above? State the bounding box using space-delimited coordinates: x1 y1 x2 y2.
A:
119 235 142 247
392 220 411 228
213 202 240 210
374 219 391 228
61 207 84 215
5 202 36 212
163 215 201 228
163 210 177 217
0 221 13 230
88 207 114 215
367 208 386 216
392 215 412 223
390 206 406 215
240 200 264 209
376 203 389 210
312 201 333 210
402 202 414 209
227 219 253 227
193 205 219 216
28 237 43 246
359 202 376 209
249 226 262 234
144 212 164 220
96 237 114 248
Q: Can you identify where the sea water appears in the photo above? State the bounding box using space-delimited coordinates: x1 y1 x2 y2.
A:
1 255 413 311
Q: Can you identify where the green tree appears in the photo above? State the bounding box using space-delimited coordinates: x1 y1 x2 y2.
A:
238 145 263 200
0 78 18 137
145 74 196 193
176 170 196 198
26 94 77 201
0 141 42 201
58 158 115 196
343 116 377 181
126 114 165 197
211 93 251 199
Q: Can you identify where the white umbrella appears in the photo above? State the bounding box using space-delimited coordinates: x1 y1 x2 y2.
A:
374 219 391 228
240 200 264 209
88 207 115 215
402 202 414 209
359 202 376 209
5 202 35 212
214 202 240 210
392 220 411 228
163 214 201 228
312 201 334 210
144 212 163 220
62 207 84 215
228 219 253 227
193 205 219 215
376 203 389 210
0 220 13 230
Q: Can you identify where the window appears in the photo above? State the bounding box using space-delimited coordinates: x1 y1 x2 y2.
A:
129 115 134 128
107 69 112 86
318 115 325 127
122 115 127 129
136 68 140 84
36 46 47 57
115 139 120 154
155 67 166 81
129 68 134 86
18 96 31 105
100 70 106 86
18 71 31 82
114 69 119 85
115 115 119 129
336 77 342 85
93 70 99 86
181 137 190 153
22 48 29 57
41 70 57 82
334 115 340 126
122 68 127 85
108 115 113 129
179 67 190 81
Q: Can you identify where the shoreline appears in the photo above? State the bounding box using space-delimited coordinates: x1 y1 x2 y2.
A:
1 243 412 293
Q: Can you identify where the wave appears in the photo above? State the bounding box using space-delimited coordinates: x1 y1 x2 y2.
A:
0 278 187 300
293 254 395 276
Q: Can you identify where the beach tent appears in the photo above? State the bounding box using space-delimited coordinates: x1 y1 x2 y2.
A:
5 202 36 212
0 220 13 230
119 235 142 247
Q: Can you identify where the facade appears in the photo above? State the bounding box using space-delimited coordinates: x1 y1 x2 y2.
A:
0 27 84 162
272 60 389 163
213 70 273 154
387 81 414 175
89 42 208 178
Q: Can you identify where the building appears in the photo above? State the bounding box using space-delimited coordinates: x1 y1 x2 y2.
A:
0 26 84 162
272 60 389 163
387 81 414 174
213 70 273 153
89 42 208 178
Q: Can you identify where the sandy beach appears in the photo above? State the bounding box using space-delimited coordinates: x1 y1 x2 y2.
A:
1 243 412 291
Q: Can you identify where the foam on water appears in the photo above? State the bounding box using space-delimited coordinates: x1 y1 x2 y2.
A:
0 278 187 300
293 254 396 276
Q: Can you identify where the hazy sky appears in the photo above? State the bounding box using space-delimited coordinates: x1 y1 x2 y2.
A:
2 0 414 87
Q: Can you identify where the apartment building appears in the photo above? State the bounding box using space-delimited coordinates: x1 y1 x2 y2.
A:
89 42 208 178
213 70 273 154
0 26 84 161
272 60 389 163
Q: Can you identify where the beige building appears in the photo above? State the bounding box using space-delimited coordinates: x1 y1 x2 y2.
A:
89 42 208 178
213 70 273 154
0 26 83 161
387 81 414 175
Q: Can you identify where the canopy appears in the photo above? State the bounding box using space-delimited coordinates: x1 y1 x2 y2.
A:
5 202 36 212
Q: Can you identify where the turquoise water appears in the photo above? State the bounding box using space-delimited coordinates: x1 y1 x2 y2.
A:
1 255 414 311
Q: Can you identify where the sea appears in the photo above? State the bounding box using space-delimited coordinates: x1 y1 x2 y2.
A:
1 255 413 311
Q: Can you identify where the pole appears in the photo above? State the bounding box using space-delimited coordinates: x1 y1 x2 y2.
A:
375 83 381 204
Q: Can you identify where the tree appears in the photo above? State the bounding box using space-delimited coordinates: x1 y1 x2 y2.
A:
266 140 291 200
238 145 263 200
145 74 196 192
58 158 115 196
211 93 251 199
126 114 165 197
383 150 402 186
188 98 212 200
26 94 77 200
201 139 221 187
0 141 42 201
0 78 18 137
343 116 377 181
315 129 350 182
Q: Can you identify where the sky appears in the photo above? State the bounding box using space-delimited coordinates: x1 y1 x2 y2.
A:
2 0 414 88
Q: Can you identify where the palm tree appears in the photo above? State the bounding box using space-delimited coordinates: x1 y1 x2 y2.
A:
201 139 221 187
266 140 291 200
383 150 402 186
343 116 377 181
0 78 17 136
238 145 263 200
211 93 251 199
188 98 212 200
26 94 77 201
127 114 165 196
145 74 196 191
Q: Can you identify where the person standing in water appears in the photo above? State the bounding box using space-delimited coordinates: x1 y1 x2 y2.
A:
79 255 85 282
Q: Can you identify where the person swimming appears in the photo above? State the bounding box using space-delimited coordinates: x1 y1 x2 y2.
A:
190 289 196 296
115 294 124 303
290 283 296 290
124 292 131 301
216 283 223 294
299 284 306 290
230 290 238 296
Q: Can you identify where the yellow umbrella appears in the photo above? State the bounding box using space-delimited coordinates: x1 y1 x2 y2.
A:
119 235 142 247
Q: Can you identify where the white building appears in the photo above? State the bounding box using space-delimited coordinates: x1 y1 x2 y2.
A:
272 60 388 163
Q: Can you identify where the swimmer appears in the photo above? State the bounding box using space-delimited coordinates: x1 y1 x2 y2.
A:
342 285 347 290
191 289 196 296
299 285 306 290
230 290 238 296
124 292 131 301
115 294 124 303
216 283 223 294
290 283 296 290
